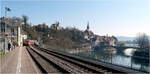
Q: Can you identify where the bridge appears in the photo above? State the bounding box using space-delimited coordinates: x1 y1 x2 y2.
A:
0 44 147 73
94 45 139 52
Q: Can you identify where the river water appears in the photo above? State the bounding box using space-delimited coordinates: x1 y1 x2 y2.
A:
72 47 150 72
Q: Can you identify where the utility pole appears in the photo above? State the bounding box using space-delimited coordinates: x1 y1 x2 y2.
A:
4 7 11 54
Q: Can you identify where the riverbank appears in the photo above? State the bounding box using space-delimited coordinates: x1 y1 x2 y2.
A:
133 50 149 65
133 50 149 58
40 44 93 54
68 47 93 54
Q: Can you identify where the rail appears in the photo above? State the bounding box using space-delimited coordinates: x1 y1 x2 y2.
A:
28 44 147 73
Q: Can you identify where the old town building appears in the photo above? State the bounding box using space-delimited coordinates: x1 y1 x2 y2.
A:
50 22 63 30
84 22 94 40
83 22 117 46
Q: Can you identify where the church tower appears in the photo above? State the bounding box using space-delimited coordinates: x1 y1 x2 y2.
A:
84 21 94 40
87 21 89 30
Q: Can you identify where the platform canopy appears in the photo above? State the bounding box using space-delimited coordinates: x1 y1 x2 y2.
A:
0 17 22 27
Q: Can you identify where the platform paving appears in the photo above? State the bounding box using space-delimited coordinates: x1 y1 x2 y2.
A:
0 46 40 73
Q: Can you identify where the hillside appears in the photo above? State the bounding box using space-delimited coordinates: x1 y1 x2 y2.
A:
23 22 88 49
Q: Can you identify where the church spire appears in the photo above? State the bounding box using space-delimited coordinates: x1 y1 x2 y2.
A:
87 21 89 30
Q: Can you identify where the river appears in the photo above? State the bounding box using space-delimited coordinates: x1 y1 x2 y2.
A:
72 47 150 72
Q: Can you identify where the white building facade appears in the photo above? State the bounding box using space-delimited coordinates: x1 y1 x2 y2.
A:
0 17 27 52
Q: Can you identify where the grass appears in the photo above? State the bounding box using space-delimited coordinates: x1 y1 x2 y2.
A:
0 51 5 58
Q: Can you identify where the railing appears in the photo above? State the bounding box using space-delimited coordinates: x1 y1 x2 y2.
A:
40 44 149 73
74 51 149 73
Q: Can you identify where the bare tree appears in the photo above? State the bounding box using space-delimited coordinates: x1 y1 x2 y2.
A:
22 15 28 26
135 33 150 51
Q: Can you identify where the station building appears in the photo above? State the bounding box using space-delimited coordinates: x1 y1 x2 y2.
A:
0 17 27 52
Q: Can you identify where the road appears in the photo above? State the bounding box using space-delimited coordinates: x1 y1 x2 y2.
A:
0 46 40 73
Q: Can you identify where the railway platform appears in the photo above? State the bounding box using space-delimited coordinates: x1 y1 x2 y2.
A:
0 46 40 73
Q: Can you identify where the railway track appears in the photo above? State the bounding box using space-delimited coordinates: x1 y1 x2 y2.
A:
27 46 99 73
27 44 142 73
31 46 108 73
27 46 68 73
28 46 129 74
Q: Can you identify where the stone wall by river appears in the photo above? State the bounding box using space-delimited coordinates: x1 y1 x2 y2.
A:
68 46 93 54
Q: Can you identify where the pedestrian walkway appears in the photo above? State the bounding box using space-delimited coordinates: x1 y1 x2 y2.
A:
0 46 40 73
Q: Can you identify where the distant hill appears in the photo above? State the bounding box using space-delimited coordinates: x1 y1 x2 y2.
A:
116 36 135 41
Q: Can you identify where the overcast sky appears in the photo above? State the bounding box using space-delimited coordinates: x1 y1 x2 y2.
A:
1 0 150 37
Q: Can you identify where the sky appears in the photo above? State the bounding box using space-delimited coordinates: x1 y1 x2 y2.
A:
0 0 150 37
